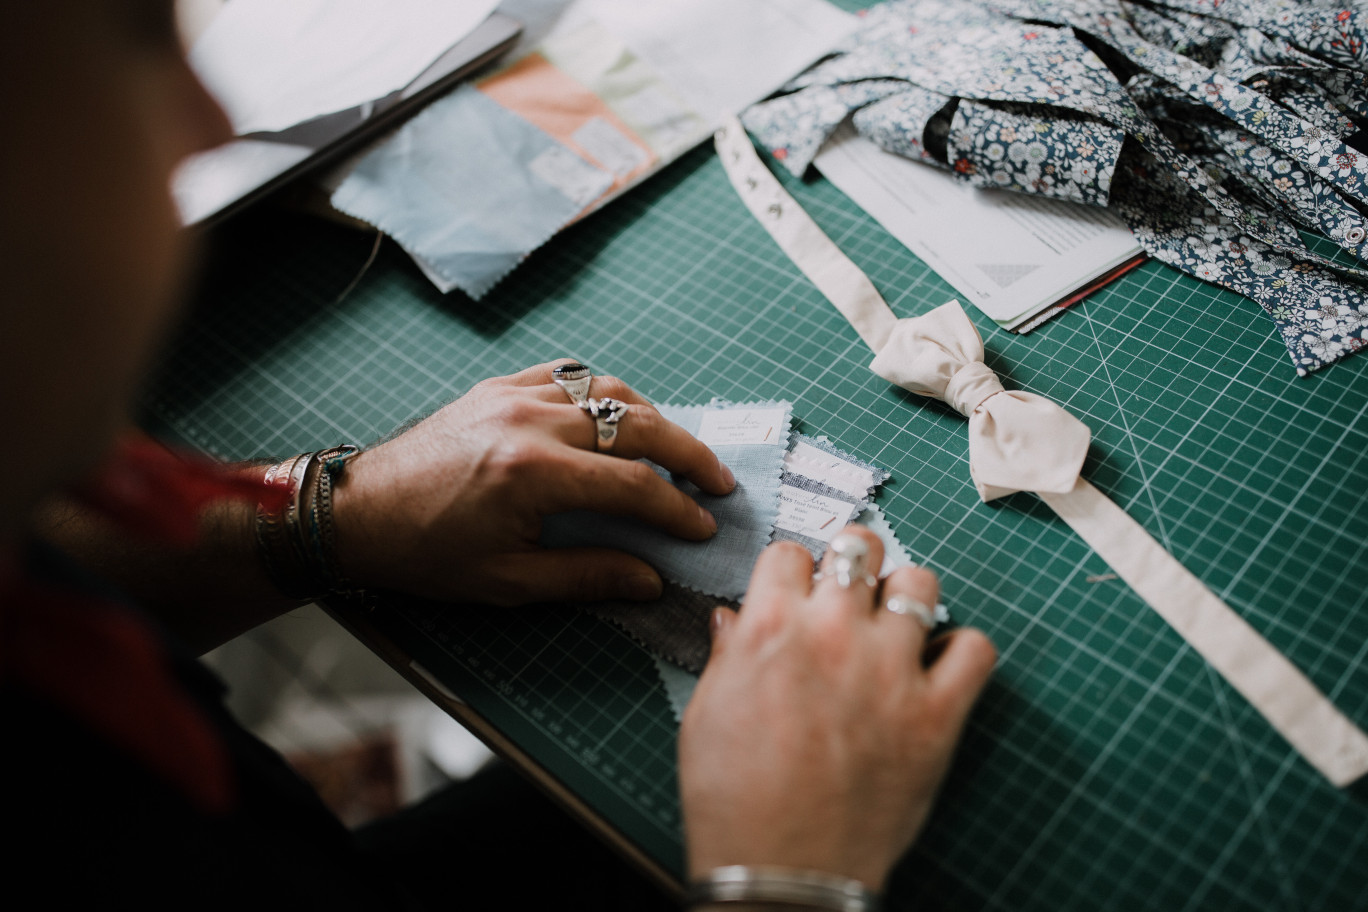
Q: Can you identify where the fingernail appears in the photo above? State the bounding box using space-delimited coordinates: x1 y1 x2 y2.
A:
711 607 729 638
623 574 663 601
699 506 718 534
720 462 736 490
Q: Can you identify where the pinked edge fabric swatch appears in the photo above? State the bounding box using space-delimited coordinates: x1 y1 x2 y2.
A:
653 504 926 722
787 434 891 500
542 401 792 601
773 433 893 558
590 582 734 676
586 430 890 672
330 84 609 299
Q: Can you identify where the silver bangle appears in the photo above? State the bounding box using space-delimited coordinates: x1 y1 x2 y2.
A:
685 866 880 912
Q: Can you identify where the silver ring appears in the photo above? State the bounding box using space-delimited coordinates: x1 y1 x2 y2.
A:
885 595 936 629
552 361 593 406
580 397 630 452
826 534 877 589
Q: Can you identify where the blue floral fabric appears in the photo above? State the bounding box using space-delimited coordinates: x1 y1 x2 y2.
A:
945 101 1126 206
741 0 1368 376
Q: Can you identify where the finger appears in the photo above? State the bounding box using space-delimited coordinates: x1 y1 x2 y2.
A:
482 547 664 604
550 377 735 496
876 565 941 655
811 526 884 613
925 627 997 723
747 540 815 600
707 606 738 657
604 401 736 495
503 359 587 388
735 541 814 633
545 448 719 540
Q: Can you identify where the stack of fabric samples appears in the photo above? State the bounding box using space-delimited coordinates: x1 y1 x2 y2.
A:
741 0 1368 376
545 400 922 721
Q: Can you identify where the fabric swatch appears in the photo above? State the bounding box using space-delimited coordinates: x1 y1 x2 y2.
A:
331 84 609 298
586 431 891 674
771 434 891 559
543 401 791 601
591 581 733 676
652 504 928 723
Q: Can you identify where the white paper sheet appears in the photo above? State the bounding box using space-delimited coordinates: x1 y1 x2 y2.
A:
560 0 855 124
815 125 1142 329
190 0 501 135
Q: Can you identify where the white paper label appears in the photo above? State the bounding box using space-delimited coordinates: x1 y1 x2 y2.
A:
528 145 613 208
775 487 857 542
696 407 787 446
572 117 650 177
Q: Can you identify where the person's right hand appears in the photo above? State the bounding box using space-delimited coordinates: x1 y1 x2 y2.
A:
332 360 735 605
678 526 996 891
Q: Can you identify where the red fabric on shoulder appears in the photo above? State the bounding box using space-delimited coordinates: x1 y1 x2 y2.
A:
72 432 290 545
0 574 236 814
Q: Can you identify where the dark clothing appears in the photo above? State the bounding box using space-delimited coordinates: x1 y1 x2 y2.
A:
4 545 673 909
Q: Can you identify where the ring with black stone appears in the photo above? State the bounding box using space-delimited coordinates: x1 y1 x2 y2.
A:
552 361 593 406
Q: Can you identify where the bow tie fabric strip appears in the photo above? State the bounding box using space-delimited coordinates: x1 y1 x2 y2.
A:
716 115 1368 787
739 0 1368 376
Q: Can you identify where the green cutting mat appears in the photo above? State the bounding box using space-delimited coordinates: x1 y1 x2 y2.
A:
145 139 1368 909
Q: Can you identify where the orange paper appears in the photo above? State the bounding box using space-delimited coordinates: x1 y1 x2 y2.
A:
479 53 657 208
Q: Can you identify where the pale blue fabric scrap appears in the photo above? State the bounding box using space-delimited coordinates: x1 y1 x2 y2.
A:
655 656 701 723
653 504 931 722
330 84 612 298
542 401 791 601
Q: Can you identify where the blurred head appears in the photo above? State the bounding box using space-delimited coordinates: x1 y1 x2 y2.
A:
0 1 231 541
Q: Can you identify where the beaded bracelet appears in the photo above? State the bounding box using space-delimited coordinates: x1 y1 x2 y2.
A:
255 445 361 600
685 866 880 912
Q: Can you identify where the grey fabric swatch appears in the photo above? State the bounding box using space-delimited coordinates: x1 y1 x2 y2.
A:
589 582 736 675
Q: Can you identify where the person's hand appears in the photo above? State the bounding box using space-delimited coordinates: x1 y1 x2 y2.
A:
678 526 996 891
331 360 735 604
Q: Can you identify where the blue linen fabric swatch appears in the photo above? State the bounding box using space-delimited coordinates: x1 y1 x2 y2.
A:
330 84 611 299
541 401 791 601
651 504 922 723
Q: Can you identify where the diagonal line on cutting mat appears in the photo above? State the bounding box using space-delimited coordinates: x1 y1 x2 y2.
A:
1079 302 1297 903
1180 665 1302 912
984 646 1193 909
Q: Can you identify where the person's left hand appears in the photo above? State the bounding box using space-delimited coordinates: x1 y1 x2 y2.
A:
331 360 735 605
679 527 996 890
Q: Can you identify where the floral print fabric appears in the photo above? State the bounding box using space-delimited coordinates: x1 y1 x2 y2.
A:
741 0 1368 375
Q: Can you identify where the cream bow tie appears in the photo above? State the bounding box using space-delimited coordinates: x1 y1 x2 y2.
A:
716 116 1368 787
871 301 1090 502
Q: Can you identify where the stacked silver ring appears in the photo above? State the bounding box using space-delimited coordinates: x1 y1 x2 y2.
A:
823 535 879 589
580 397 630 452
553 362 631 453
885 595 937 629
